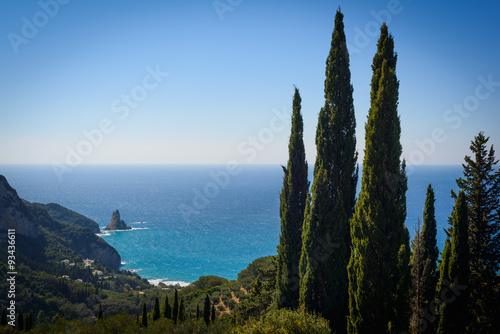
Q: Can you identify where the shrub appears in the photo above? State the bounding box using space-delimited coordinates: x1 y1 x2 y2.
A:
235 309 330 334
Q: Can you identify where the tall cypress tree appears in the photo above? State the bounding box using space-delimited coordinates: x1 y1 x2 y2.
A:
410 184 438 334
196 304 200 321
17 310 24 331
456 132 500 333
436 190 469 334
410 218 430 334
0 307 7 326
347 23 410 334
173 289 179 324
141 303 148 328
299 9 357 332
211 304 216 323
26 312 33 331
179 297 185 322
421 184 439 310
163 294 172 319
276 87 308 309
153 296 160 321
203 294 211 325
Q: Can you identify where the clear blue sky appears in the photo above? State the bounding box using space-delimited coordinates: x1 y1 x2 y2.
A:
1 0 499 168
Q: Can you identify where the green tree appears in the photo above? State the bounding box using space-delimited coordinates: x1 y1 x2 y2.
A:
0 307 6 326
299 9 357 333
97 304 103 321
172 288 179 324
347 23 410 334
203 294 211 325
410 185 438 334
18 309 24 331
456 132 500 333
275 86 308 309
436 190 469 334
421 184 439 309
152 296 160 321
141 302 148 328
196 304 200 321
179 297 185 322
211 304 216 323
163 294 172 319
26 312 33 331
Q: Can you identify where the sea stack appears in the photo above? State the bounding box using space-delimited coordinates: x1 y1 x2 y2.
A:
103 209 131 230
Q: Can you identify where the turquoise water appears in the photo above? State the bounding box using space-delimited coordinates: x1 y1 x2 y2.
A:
0 164 462 284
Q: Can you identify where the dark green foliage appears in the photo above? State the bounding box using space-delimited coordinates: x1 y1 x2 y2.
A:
97 304 103 321
410 219 430 334
211 304 215 323
299 9 357 333
17 309 24 331
203 294 211 325
163 295 171 319
173 289 179 324
276 86 308 309
141 302 147 328
235 308 330 334
20 311 234 334
152 296 160 321
26 311 33 331
196 304 200 321
421 184 439 308
235 263 277 322
347 23 410 333
455 132 500 333
410 185 439 334
0 308 6 326
178 297 185 322
436 191 469 334
33 202 101 233
237 256 275 290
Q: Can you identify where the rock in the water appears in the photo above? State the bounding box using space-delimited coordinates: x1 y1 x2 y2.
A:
103 209 131 230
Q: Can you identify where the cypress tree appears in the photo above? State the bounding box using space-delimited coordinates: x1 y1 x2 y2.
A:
421 184 439 309
211 304 216 323
18 310 24 331
26 312 33 331
299 9 357 332
163 294 172 319
203 294 211 325
276 86 308 309
436 190 469 334
456 132 500 333
196 304 200 320
153 296 160 321
410 219 428 334
141 302 148 328
410 185 438 334
179 297 185 322
97 304 103 321
1 307 6 326
347 23 410 334
172 289 179 324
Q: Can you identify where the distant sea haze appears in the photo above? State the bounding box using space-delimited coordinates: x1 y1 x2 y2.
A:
1 164 462 284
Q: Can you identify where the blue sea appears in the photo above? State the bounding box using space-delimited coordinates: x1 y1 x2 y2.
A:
0 164 462 285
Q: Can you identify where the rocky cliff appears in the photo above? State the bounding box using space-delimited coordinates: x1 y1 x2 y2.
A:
0 175 121 268
104 209 131 230
0 175 42 238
